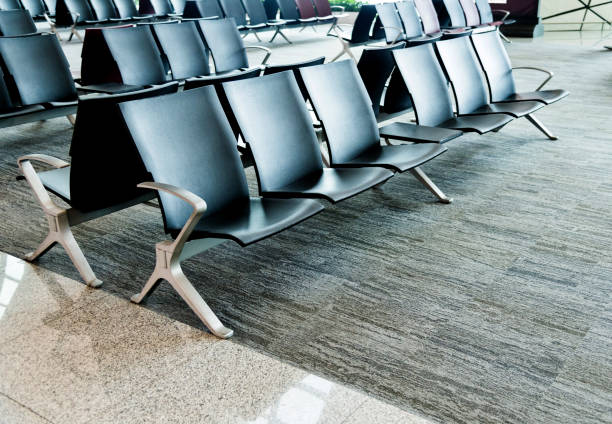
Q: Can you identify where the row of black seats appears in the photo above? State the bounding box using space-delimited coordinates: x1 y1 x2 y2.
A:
18 61 462 337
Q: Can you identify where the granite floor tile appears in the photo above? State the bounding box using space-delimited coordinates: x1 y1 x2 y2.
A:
0 393 51 424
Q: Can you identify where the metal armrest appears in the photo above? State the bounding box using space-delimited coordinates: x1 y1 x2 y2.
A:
43 12 55 25
18 154 70 169
17 155 70 216
512 66 554 90
492 9 510 22
381 25 404 44
137 182 207 250
245 45 272 66
330 5 346 17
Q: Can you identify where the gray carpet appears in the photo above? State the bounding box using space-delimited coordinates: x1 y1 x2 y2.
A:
1 42 611 423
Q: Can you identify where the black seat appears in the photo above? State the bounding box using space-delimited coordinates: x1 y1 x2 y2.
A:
241 0 290 43
17 82 179 290
151 21 211 79
355 43 406 117
138 0 179 16
294 0 335 29
113 0 152 19
262 56 324 98
276 0 314 26
181 0 222 18
90 0 124 20
20 0 48 18
53 0 110 41
301 60 459 203
470 28 569 106
435 33 560 140
223 71 394 203
329 4 379 62
119 86 324 338
102 25 168 85
0 9 38 35
0 0 21 10
434 0 467 28
375 2 406 44
0 66 47 128
217 0 247 28
392 45 512 133
198 18 271 73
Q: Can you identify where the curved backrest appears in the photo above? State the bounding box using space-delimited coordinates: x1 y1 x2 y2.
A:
0 33 77 105
0 67 14 112
312 0 330 17
413 0 440 34
198 18 248 73
0 0 20 10
276 0 298 20
436 35 488 114
396 1 424 38
263 0 277 19
120 86 249 231
0 10 37 36
350 4 377 43
69 82 179 212
242 0 267 25
375 3 404 44
474 0 492 24
470 29 515 102
151 0 174 14
170 0 185 13
262 56 325 98
356 43 404 116
223 72 323 193
114 0 139 18
90 0 120 19
441 0 466 27
102 25 167 85
182 0 223 17
300 60 379 165
295 0 315 19
152 21 210 79
20 0 47 15
218 0 246 25
64 0 97 21
43 0 55 14
459 0 480 26
392 46 454 126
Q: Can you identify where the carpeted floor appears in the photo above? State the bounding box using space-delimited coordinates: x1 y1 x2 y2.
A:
0 40 611 423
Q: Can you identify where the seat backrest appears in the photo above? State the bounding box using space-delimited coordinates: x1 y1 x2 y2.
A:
312 0 330 17
43 0 55 14
119 86 249 232
263 0 277 19
113 0 138 18
295 0 315 19
64 0 97 21
0 66 15 112
0 33 77 105
151 0 174 14
0 10 37 36
470 29 515 102
152 21 210 79
300 60 379 165
356 43 404 116
459 0 480 26
0 0 21 10
436 35 489 114
182 0 223 17
218 0 246 25
170 0 185 13
375 3 404 44
102 25 167 86
262 56 325 98
413 0 440 34
198 18 248 73
90 0 120 19
276 0 298 20
20 0 47 15
474 0 492 24
441 0 466 27
241 0 267 25
392 45 454 126
223 71 324 193
396 1 424 38
69 82 179 212
350 4 377 43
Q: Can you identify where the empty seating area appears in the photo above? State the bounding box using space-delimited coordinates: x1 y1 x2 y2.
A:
2 0 611 422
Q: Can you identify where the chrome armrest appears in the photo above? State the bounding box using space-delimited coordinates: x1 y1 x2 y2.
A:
512 66 554 90
137 182 207 250
17 155 70 216
245 45 272 65
492 9 510 22
330 5 346 16
380 25 404 44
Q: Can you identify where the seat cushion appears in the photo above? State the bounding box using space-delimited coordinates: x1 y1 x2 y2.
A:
440 114 513 134
38 166 71 203
0 104 45 119
190 197 323 246
335 143 447 173
379 122 463 144
502 89 569 105
265 167 393 203
466 100 544 118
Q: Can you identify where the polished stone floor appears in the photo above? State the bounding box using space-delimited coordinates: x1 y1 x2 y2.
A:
1 25 611 424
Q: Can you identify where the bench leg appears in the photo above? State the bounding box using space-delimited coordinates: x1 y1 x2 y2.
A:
330 38 355 62
131 240 233 339
66 115 76 126
410 167 453 204
526 114 558 140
